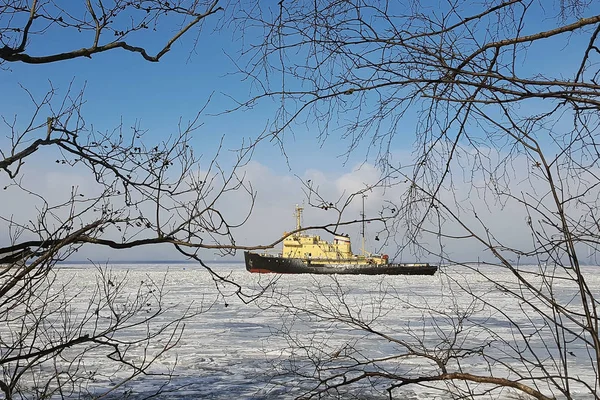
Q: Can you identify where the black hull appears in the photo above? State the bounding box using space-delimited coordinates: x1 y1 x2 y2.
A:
244 252 438 276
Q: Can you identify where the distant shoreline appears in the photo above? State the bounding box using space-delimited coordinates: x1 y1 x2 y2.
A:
55 259 244 265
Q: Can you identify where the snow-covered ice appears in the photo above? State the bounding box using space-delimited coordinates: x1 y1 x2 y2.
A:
14 262 600 399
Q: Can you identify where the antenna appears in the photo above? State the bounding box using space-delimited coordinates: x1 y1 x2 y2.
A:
361 194 367 255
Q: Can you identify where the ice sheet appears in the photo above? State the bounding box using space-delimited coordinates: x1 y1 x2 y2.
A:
9 262 599 399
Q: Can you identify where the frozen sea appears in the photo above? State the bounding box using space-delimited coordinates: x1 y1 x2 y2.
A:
39 262 600 399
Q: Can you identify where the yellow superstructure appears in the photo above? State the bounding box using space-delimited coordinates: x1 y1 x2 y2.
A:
281 205 388 265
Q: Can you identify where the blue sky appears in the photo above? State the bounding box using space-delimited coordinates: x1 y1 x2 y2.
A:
1 1 599 263
0 12 380 175
0 8 390 261
2 0 588 172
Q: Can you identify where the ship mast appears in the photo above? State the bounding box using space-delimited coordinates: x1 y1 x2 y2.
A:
295 204 303 232
361 194 367 255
